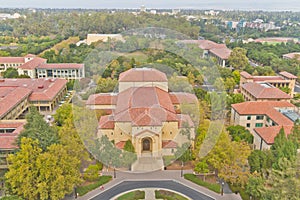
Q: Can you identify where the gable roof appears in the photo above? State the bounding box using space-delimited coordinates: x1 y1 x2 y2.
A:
86 93 117 105
0 57 24 64
38 63 84 69
19 57 47 70
232 101 295 126
279 71 298 79
254 125 294 144
242 82 291 99
0 121 25 149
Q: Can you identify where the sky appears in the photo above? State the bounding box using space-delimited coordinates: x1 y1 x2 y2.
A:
0 0 300 11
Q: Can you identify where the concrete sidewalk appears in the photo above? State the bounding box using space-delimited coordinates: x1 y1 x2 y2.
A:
73 170 242 200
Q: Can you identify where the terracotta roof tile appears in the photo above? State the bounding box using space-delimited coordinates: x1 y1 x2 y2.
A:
254 125 293 144
119 68 167 82
0 87 32 118
209 47 232 59
242 82 291 99
162 140 177 148
86 93 117 105
98 115 115 129
0 57 24 63
0 78 67 101
240 71 253 79
279 71 298 79
19 57 47 70
115 141 126 149
177 114 194 128
169 92 198 104
0 121 25 149
283 52 300 61
232 101 295 126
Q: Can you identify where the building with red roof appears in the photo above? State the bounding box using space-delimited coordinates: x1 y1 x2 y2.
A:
87 68 198 162
0 120 25 169
0 54 85 80
231 101 299 150
240 71 297 98
180 39 232 67
0 78 67 119
283 52 300 61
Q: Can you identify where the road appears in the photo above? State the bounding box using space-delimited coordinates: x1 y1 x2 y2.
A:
90 180 214 200
295 84 300 93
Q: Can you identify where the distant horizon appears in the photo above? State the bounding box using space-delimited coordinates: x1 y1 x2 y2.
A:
0 0 300 12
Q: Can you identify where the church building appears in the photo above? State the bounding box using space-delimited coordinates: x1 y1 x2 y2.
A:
86 68 198 159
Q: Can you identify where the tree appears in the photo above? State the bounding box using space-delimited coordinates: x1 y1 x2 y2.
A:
17 107 59 151
6 138 82 200
246 175 265 200
3 68 19 78
248 150 274 173
227 125 253 144
123 139 135 153
175 143 193 163
228 47 249 70
5 138 42 200
53 103 73 126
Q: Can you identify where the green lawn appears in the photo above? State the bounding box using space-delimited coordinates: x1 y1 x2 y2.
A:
117 190 145 200
77 175 112 196
184 174 221 193
155 190 188 200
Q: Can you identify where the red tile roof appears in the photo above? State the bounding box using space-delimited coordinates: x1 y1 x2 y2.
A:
252 76 285 82
119 68 167 82
209 47 232 59
38 63 84 69
0 57 24 63
162 140 177 148
283 52 300 60
86 93 117 105
242 82 291 99
240 71 253 79
0 87 32 119
197 40 227 50
0 78 67 101
19 57 47 70
115 141 126 149
177 114 194 128
279 71 298 79
232 101 295 126
24 54 36 58
169 92 198 104
254 125 293 144
0 121 25 149
98 115 115 129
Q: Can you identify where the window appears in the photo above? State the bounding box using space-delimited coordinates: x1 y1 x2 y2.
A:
256 115 264 120
246 123 250 128
120 132 122 135
170 131 172 135
255 123 263 127
111 132 113 135
247 116 251 120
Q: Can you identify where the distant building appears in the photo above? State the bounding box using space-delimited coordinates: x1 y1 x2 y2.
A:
181 40 232 67
283 52 300 61
86 34 124 45
140 5 146 12
240 71 297 97
204 10 219 16
231 101 299 150
0 54 85 80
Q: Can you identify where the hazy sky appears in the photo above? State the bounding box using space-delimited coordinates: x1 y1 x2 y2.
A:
0 0 300 11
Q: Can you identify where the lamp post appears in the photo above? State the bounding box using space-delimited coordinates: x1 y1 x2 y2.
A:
221 181 224 196
74 187 77 199
114 166 116 178
180 161 184 177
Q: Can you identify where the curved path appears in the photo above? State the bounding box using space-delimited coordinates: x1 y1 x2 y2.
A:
90 180 214 200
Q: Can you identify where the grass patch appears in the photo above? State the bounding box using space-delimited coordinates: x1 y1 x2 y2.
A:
163 155 176 166
117 190 145 200
155 190 188 200
77 175 112 196
184 174 221 193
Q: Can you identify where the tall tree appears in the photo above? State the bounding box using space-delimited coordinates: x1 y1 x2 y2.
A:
228 47 249 70
17 107 59 151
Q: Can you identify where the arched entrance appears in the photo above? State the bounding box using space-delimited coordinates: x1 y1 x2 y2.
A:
142 137 152 152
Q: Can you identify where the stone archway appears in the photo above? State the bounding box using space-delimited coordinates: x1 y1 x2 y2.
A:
142 137 152 152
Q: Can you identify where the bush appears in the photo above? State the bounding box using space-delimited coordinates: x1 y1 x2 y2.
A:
184 174 220 193
77 175 112 196
83 164 102 181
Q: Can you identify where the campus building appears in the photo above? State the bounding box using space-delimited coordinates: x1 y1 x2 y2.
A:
180 40 232 67
240 71 297 97
0 78 67 120
0 120 25 169
231 101 299 150
86 68 198 161
0 54 85 80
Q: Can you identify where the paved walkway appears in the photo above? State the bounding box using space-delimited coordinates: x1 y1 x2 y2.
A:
72 170 242 200
144 188 156 200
